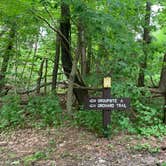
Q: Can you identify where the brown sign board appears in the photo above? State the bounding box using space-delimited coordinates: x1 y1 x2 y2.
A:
83 76 130 137
85 97 130 110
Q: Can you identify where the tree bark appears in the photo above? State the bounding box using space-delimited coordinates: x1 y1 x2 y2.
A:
0 25 15 91
159 53 166 124
36 59 45 94
159 53 166 93
86 37 92 74
28 37 38 90
164 94 166 124
60 2 88 105
52 32 60 91
44 59 48 94
78 21 87 77
60 3 72 78
66 50 79 113
138 2 151 87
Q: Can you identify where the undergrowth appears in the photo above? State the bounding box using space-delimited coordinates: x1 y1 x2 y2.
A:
0 94 62 130
0 90 166 138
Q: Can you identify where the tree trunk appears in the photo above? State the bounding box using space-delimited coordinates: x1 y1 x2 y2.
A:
60 3 72 78
86 37 92 74
78 21 87 77
44 59 48 94
159 53 166 124
28 37 38 90
0 25 15 91
66 50 79 113
138 2 151 87
159 53 166 93
20 48 33 81
36 59 45 94
52 32 60 91
164 94 166 124
60 2 88 105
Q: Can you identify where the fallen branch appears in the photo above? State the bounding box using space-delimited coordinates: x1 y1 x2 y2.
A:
17 82 52 94
149 88 165 95
73 83 102 91
151 94 164 98
16 81 102 95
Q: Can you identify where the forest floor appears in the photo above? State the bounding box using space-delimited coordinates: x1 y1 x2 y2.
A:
0 126 166 166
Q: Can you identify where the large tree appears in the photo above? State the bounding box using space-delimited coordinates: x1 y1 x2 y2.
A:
0 23 16 92
138 1 151 87
60 2 88 105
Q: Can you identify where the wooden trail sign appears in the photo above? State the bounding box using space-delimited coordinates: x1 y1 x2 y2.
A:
86 97 130 110
84 77 130 137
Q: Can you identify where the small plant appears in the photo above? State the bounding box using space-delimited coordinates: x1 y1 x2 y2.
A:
34 151 47 159
108 143 114 149
0 95 24 129
26 94 62 128
161 162 166 166
73 109 102 134
49 139 56 146
111 111 137 135
23 151 47 166
137 124 166 138
133 143 160 153
0 93 62 130
11 160 20 165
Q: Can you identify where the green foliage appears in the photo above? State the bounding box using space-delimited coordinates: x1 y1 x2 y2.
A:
133 143 160 153
69 79 164 137
72 108 132 137
23 151 47 166
161 162 166 166
0 95 24 129
0 94 62 130
26 94 62 127
111 113 137 134
135 103 161 125
0 0 166 139
137 124 166 138
73 109 102 134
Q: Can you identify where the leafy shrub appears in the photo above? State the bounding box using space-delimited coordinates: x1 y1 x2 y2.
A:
161 162 166 166
72 109 135 136
111 112 137 134
73 109 103 134
0 94 62 130
0 95 24 129
115 82 165 137
133 143 160 153
26 94 62 127
137 124 166 138
134 101 161 125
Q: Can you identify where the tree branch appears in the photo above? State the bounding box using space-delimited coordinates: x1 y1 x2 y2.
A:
30 10 70 46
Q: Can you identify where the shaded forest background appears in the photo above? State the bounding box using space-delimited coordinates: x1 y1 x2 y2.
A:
0 0 166 136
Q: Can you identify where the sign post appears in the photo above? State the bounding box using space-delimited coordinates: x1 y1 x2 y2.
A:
84 77 130 137
103 77 111 137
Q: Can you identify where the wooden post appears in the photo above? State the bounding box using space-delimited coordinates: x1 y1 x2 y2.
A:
103 77 111 137
84 76 130 138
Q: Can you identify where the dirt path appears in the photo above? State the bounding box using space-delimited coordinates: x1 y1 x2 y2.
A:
0 127 166 166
